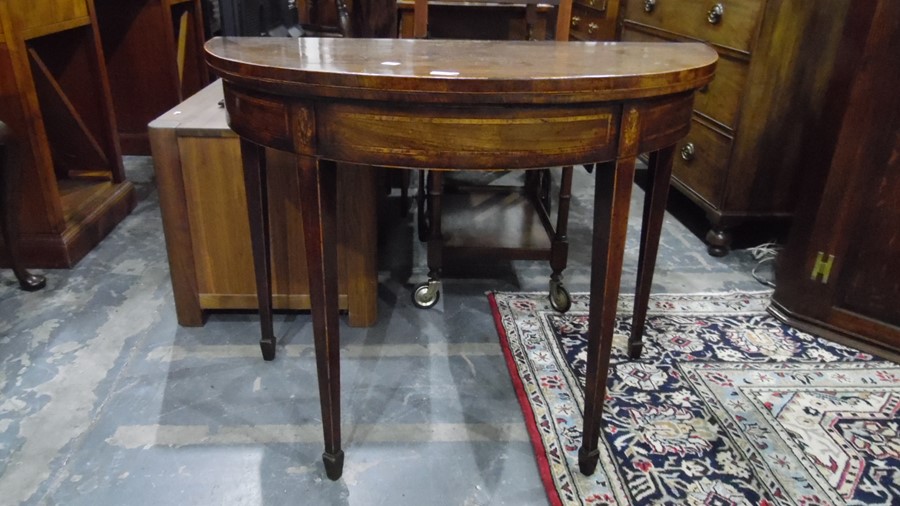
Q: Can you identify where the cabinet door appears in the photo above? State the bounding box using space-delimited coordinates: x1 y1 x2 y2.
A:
772 0 900 352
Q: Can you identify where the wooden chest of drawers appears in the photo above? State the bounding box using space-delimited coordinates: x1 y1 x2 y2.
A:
620 0 851 254
570 0 620 41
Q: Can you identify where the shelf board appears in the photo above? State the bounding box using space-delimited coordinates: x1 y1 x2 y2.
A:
439 188 552 260
20 16 91 41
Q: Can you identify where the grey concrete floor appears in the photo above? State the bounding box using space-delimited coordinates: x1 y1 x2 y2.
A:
0 157 769 505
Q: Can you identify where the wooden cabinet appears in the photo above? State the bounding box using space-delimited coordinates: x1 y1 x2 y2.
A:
0 0 135 268
770 0 900 358
398 1 552 40
296 0 397 37
620 0 851 255
397 0 619 41
149 81 378 327
94 0 209 155
569 0 619 41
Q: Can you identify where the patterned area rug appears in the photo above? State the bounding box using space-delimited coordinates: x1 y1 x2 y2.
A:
489 291 900 506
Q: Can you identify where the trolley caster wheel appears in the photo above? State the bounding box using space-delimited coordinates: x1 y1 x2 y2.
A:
412 280 441 309
549 280 571 313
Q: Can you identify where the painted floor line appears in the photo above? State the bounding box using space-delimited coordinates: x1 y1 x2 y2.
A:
148 343 503 362
108 422 529 448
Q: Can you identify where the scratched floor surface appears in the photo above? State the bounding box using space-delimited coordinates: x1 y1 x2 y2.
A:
0 158 766 505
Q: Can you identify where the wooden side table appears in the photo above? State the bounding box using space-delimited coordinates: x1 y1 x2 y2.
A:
206 36 716 480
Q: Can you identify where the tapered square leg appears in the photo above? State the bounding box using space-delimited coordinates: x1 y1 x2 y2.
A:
578 156 636 475
296 156 344 481
630 146 675 359
579 105 642 475
240 139 276 361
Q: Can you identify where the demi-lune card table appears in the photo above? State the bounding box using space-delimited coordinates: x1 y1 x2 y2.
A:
205 36 716 480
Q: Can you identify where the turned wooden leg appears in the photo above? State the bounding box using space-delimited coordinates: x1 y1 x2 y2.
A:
629 146 675 359
240 139 276 361
297 155 344 481
578 156 636 475
549 166 573 313
0 120 45 291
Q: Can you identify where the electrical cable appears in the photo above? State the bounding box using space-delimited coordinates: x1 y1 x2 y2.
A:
748 241 779 288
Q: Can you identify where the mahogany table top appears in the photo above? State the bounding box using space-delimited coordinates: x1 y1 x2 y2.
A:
205 37 717 104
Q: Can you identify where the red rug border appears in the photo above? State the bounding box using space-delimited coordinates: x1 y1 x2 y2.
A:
488 292 563 506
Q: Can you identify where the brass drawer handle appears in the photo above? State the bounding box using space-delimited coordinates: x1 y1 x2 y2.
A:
588 22 599 35
707 3 724 24
571 15 581 28
644 0 656 13
681 142 695 161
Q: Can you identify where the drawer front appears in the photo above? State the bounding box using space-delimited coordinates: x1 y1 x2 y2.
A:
570 2 616 41
621 28 747 130
672 119 732 209
623 0 763 54
319 101 619 170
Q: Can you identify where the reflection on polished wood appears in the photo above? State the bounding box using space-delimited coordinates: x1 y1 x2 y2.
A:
206 36 716 481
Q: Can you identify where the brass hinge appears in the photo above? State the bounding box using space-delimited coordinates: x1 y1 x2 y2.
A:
810 252 835 283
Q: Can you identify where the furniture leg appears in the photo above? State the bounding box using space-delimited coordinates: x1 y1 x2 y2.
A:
413 170 443 308
342 164 378 327
240 138 276 361
148 123 203 326
296 155 344 481
578 155 637 475
705 223 733 257
399 170 410 217
0 121 45 291
427 170 443 279
549 165 573 312
629 146 675 359
416 170 428 242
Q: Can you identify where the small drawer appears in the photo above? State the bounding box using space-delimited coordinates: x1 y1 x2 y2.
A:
623 0 763 54
570 2 616 41
621 28 747 130
671 119 732 209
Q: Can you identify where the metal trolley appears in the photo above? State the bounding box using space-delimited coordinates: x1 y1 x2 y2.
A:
412 165 576 312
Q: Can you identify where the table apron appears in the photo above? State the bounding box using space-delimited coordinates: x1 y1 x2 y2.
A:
223 83 695 169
